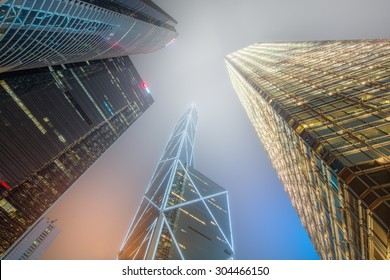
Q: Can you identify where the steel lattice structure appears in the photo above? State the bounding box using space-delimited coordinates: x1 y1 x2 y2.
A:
118 106 234 260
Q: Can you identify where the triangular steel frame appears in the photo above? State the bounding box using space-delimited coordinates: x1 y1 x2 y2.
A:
118 106 234 260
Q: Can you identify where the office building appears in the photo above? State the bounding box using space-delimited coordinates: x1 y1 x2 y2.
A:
0 56 153 257
0 0 177 258
0 0 177 72
226 40 390 259
118 106 234 260
2 218 59 260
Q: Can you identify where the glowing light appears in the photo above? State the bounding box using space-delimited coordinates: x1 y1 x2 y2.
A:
179 208 206 225
377 157 390 164
171 192 186 202
165 38 176 47
104 101 114 116
0 180 11 190
142 82 150 93
1 80 47 134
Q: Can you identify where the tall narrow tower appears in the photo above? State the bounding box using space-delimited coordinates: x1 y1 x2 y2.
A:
118 106 234 260
226 40 390 260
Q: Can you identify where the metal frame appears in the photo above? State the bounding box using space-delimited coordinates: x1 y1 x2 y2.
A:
118 106 234 260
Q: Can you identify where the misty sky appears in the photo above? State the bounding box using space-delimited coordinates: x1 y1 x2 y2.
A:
42 0 390 259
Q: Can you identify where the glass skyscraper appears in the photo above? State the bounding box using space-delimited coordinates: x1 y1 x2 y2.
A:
118 106 234 260
0 0 177 258
226 40 390 260
0 56 153 257
0 0 177 72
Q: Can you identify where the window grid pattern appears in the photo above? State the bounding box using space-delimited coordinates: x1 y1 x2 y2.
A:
2 218 59 260
0 0 177 72
118 107 234 260
226 40 390 260
0 56 153 257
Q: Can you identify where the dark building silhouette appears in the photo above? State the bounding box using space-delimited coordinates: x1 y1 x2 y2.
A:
0 56 153 256
0 0 178 259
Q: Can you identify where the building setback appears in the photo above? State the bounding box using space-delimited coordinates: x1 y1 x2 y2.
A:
118 106 234 260
226 40 390 260
0 56 153 257
2 218 59 259
0 0 178 72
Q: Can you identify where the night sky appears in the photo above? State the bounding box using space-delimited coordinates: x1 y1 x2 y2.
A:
42 0 390 260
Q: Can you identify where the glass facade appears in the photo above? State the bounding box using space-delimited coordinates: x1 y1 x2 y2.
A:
0 56 153 257
118 106 234 260
0 0 177 72
226 40 390 260
2 217 59 259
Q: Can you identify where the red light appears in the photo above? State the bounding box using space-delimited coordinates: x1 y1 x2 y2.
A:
142 82 148 89
0 180 11 190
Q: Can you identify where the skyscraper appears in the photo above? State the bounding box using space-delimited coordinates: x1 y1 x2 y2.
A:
0 0 177 258
118 106 234 260
0 0 177 72
226 40 390 260
0 56 153 257
2 217 59 260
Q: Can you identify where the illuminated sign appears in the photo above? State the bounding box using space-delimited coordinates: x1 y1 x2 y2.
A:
0 180 11 190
